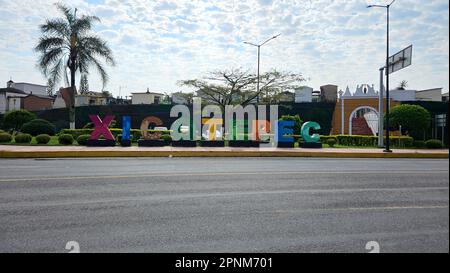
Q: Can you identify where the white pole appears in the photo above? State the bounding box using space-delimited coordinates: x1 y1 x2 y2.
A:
341 96 345 135
378 67 385 147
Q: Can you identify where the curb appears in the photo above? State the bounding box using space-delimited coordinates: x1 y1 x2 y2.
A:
0 150 448 159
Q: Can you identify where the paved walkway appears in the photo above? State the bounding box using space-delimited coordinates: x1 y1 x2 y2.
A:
0 145 448 158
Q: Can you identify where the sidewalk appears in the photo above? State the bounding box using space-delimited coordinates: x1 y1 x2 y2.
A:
0 145 448 159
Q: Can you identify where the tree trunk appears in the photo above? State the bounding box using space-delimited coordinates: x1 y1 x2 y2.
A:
69 64 76 130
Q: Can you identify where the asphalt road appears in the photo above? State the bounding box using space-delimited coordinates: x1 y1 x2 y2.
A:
0 157 448 253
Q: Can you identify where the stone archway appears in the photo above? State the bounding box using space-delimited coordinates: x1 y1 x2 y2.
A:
348 106 379 135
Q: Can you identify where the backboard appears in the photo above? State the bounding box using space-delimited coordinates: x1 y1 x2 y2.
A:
387 45 413 75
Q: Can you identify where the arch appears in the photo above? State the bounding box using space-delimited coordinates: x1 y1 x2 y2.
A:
349 106 379 135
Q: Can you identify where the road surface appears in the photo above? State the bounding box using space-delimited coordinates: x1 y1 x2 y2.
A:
0 157 448 253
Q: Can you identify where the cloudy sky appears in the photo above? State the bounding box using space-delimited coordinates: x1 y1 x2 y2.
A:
0 0 448 97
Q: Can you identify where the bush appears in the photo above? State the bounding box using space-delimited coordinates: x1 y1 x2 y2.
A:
279 115 303 136
0 133 13 143
388 104 431 136
58 134 74 145
14 133 32 144
21 119 56 136
327 138 337 147
321 135 413 148
35 134 51 144
413 140 426 148
425 139 443 149
0 129 5 134
76 134 91 146
161 134 172 145
3 110 36 131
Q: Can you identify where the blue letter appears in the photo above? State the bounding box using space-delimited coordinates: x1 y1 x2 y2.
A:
278 121 294 143
122 116 131 141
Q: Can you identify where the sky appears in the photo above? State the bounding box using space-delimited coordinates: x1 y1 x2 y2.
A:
0 0 448 98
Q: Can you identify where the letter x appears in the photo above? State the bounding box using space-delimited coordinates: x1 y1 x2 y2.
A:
90 115 115 140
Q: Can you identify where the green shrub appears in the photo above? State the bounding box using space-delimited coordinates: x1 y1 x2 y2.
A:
161 134 172 145
425 139 443 149
21 119 56 136
58 134 74 145
76 134 91 146
321 135 413 148
14 133 32 144
0 133 13 143
3 110 36 131
0 129 5 134
279 115 303 137
327 138 337 147
414 140 426 148
35 134 51 144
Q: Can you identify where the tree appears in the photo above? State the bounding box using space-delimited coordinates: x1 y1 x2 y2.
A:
35 4 115 129
3 110 37 132
79 74 89 94
102 90 113 98
387 104 431 137
397 80 408 90
178 68 304 109
46 78 55 96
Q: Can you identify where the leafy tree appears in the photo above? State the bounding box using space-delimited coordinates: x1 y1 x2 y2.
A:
35 4 115 129
3 110 37 132
179 68 304 109
279 114 303 136
387 104 431 137
79 73 89 94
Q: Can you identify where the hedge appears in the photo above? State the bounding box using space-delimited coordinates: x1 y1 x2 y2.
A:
58 134 74 145
59 129 172 142
425 139 443 149
35 134 51 144
21 119 56 136
14 133 33 144
0 133 13 143
320 135 414 148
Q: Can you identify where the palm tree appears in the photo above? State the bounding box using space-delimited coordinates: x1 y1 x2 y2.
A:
397 80 408 90
35 4 115 129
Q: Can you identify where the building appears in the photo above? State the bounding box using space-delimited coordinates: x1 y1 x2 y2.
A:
1 80 53 114
295 86 313 103
10 81 48 96
131 89 164 105
76 91 108 106
312 90 321 102
443 93 449 102
320 84 338 102
389 89 417 101
415 88 443 102
277 91 295 103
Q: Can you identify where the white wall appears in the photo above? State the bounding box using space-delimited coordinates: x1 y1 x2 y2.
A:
13 83 47 96
416 89 443 102
295 87 313 103
132 93 158 104
389 89 416 101
0 93 6 114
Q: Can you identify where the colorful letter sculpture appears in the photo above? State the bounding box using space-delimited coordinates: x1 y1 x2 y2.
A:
300 121 322 148
87 115 116 147
277 120 295 148
121 116 132 147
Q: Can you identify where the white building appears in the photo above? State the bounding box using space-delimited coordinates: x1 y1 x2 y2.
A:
131 89 164 105
0 80 41 113
295 86 313 103
389 89 417 101
11 82 47 96
415 88 443 102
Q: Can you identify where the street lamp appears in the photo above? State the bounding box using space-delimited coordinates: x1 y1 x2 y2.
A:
367 0 396 153
244 34 281 103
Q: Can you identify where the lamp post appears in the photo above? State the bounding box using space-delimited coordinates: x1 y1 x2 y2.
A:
244 34 281 104
367 0 395 153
